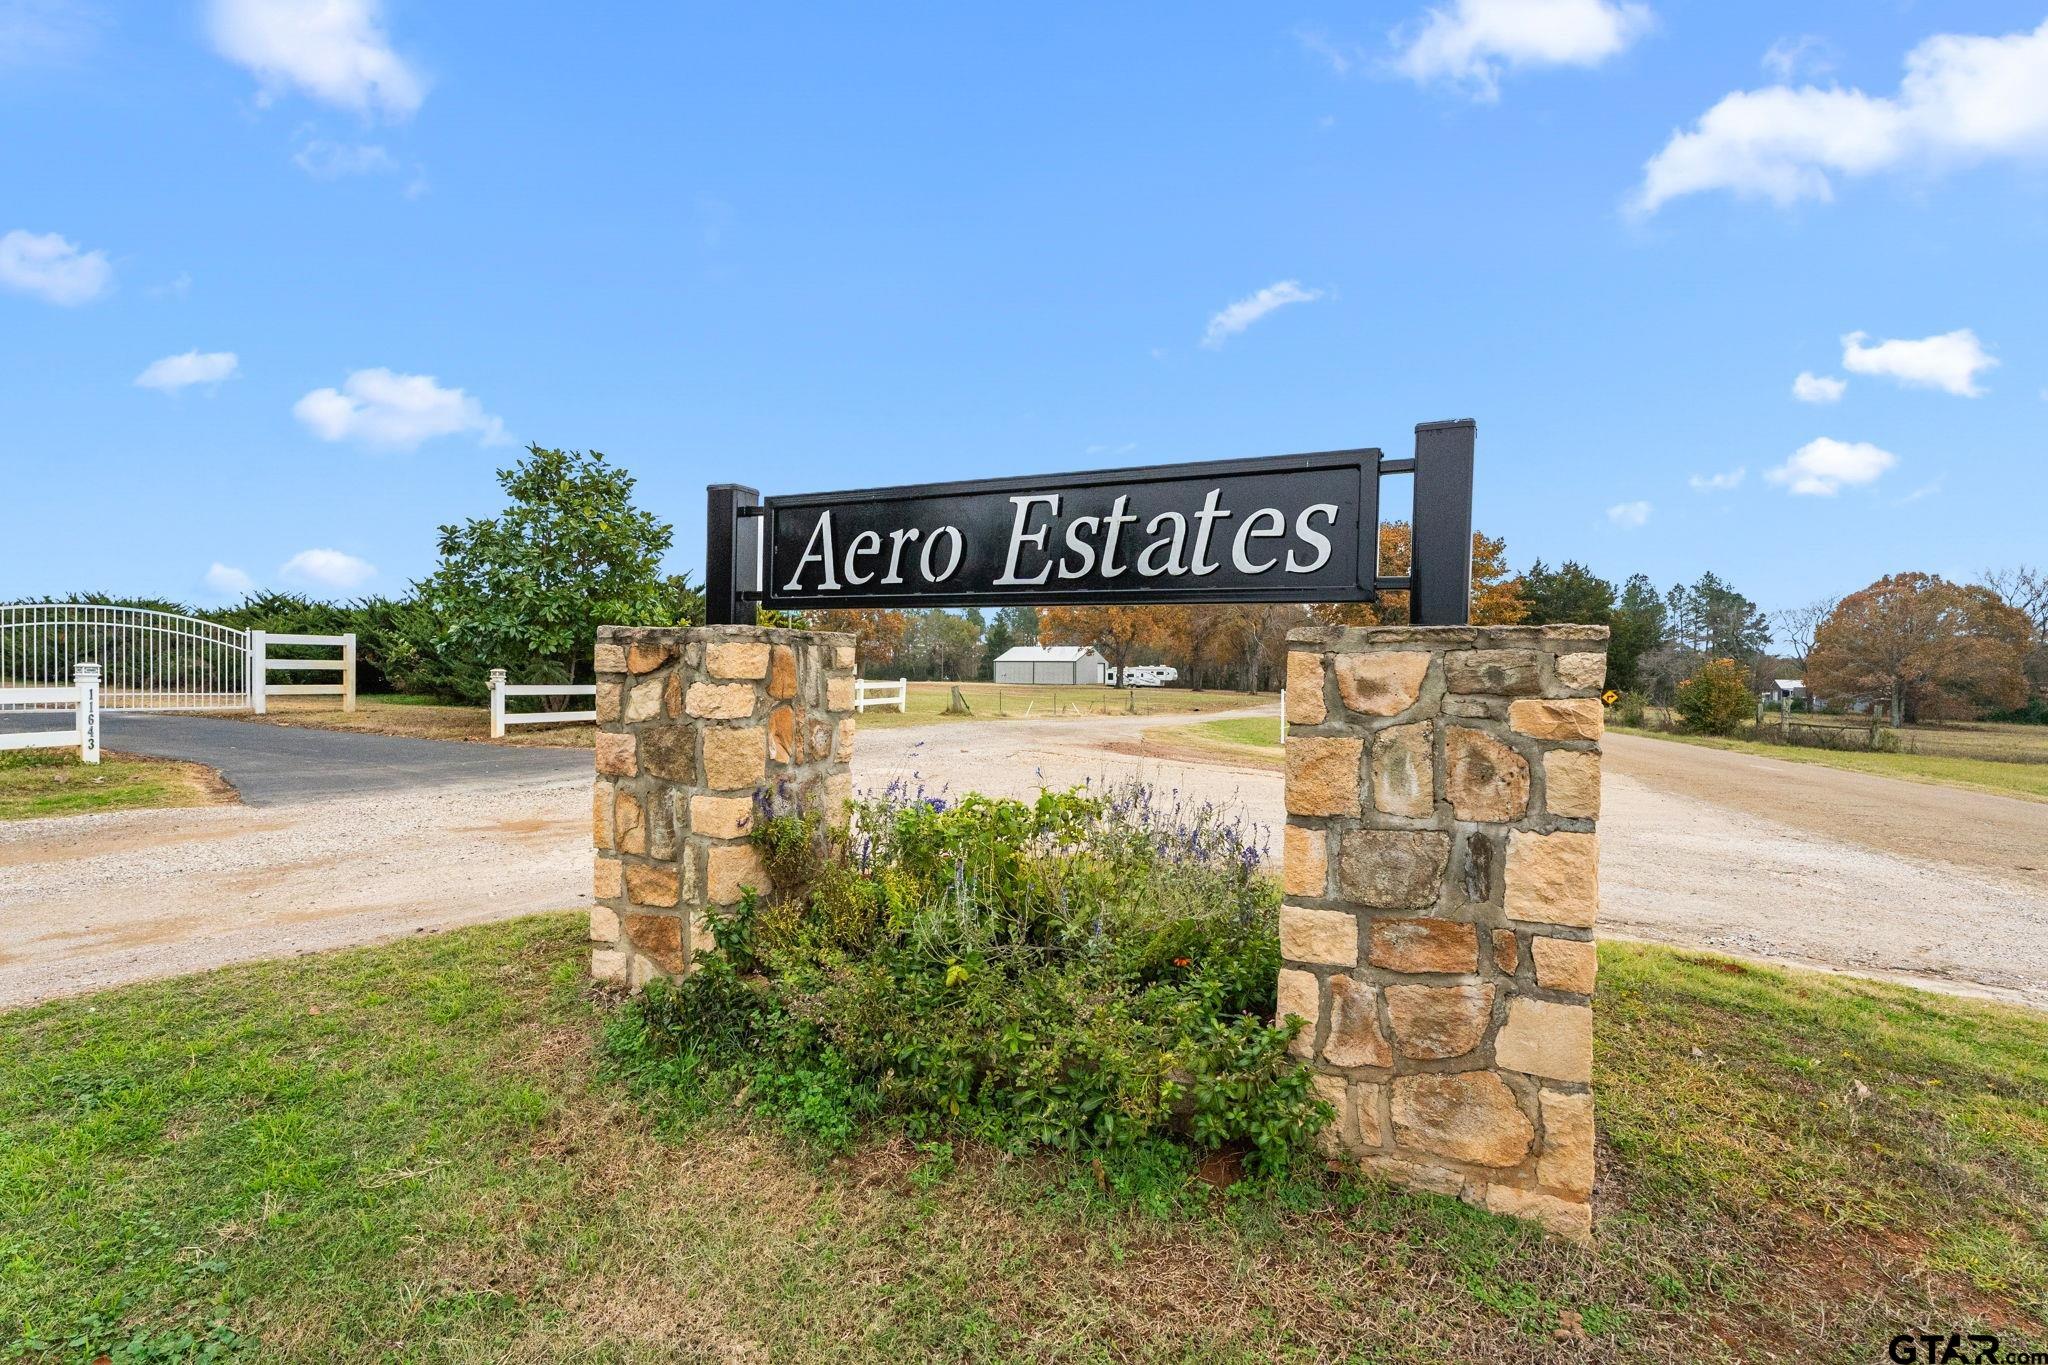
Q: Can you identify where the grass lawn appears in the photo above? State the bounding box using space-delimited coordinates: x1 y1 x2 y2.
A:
3 917 2041 1361
1147 714 1287 768
0 748 234 821
1613 726 2048 803
856 679 1272 730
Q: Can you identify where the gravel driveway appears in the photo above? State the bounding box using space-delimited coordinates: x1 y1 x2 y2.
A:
5 709 2045 1012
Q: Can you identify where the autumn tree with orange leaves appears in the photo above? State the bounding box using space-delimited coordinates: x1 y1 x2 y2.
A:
1035 605 1160 680
1309 526 1527 628
1807 573 2029 724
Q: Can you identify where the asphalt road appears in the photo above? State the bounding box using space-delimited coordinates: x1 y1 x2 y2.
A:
3 710 590 805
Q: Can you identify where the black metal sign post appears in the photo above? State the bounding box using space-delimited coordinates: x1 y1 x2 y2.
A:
706 419 1475 627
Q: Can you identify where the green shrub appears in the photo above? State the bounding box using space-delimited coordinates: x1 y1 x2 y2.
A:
1614 689 1648 727
608 781 1328 1180
1673 658 1754 736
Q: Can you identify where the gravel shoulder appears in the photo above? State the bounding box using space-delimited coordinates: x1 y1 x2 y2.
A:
861 714 2048 1010
0 772 589 1009
7 706 2044 1013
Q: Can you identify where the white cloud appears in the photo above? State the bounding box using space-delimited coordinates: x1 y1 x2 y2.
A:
148 271 193 300
1294 27 1358 77
1792 371 1846 403
1634 18 2048 214
1606 499 1652 527
1 0 102 67
293 367 506 450
1393 0 1651 100
1762 35 1831 84
1688 468 1744 492
207 0 424 118
1201 280 1324 349
1841 328 1995 397
0 228 112 305
280 548 375 590
292 138 397 178
1766 437 1897 495
135 350 240 393
204 562 255 596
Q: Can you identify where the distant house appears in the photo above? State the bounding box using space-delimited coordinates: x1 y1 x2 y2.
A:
1761 679 1807 705
993 645 1108 685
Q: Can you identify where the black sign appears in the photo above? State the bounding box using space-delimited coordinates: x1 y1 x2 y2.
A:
706 419 1476 625
755 450 1375 611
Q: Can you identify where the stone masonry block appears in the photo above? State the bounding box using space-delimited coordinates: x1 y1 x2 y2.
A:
1276 969 1319 1058
1282 824 1327 898
1444 726 1530 823
1368 918 1478 974
1494 997 1593 1083
1323 975 1392 1069
1337 830 1451 909
1285 737 1363 817
625 861 680 908
1543 750 1600 819
769 645 798 699
625 913 684 973
1504 831 1598 928
1280 904 1358 966
700 725 767 790
594 731 637 778
1285 651 1326 723
686 682 757 720
1370 722 1434 817
706 842 768 906
706 640 771 680
593 855 622 900
1335 651 1431 717
1445 649 1543 696
1385 983 1495 1060
1531 936 1599 995
1554 652 1607 691
640 726 696 782
689 794 754 841
627 640 677 674
1538 1089 1595 1198
1508 698 1603 742
1391 1072 1532 1168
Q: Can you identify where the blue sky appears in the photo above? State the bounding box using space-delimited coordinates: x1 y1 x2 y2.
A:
3 0 2044 623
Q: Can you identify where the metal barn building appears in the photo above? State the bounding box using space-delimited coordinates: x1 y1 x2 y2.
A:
992 645 1109 685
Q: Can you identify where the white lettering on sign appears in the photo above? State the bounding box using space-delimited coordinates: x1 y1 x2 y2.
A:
995 495 1059 586
772 469 1361 601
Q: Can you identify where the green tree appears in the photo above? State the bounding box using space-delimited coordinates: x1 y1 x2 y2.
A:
981 612 1014 679
1667 572 1769 662
994 604 1038 646
1606 574 1666 693
1519 560 1615 626
413 445 686 697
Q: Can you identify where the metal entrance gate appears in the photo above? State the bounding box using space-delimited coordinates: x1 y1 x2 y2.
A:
0 604 251 712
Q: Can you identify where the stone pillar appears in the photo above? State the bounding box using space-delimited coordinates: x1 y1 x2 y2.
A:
1279 623 1607 1240
588 624 857 988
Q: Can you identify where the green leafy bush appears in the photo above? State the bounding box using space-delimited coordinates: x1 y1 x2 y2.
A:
608 781 1328 1179
1673 658 1754 736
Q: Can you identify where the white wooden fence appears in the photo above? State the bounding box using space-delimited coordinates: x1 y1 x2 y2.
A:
855 677 908 713
0 663 100 763
249 631 356 715
489 669 598 738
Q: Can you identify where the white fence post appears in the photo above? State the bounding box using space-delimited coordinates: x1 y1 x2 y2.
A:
74 663 101 764
341 633 358 713
897 677 908 713
489 668 507 739
248 629 268 715
1279 687 1287 744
